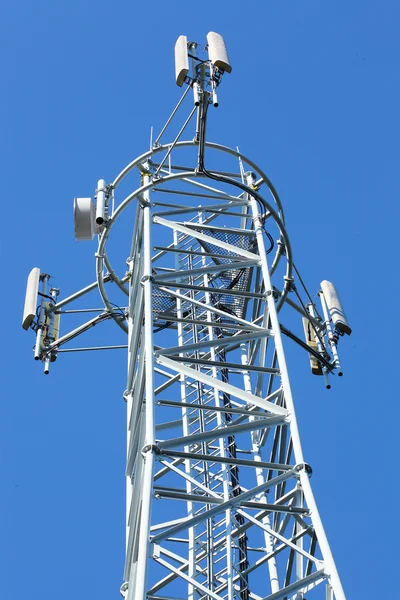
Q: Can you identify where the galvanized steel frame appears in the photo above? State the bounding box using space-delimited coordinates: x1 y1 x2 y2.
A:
92 129 348 599
35 76 347 600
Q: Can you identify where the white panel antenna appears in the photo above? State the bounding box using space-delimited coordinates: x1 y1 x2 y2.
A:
206 31 232 73
321 280 352 335
74 197 95 240
22 267 40 330
175 35 189 87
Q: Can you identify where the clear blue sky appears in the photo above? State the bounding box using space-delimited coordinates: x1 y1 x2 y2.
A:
2 1 398 598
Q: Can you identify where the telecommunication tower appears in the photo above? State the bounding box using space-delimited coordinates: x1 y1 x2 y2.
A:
23 33 352 600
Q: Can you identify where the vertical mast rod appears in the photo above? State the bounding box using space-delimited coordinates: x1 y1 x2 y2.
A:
127 169 156 600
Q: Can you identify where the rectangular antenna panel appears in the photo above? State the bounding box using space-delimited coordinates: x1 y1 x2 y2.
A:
22 267 40 330
207 32 232 73
302 317 323 375
320 280 352 335
175 35 189 87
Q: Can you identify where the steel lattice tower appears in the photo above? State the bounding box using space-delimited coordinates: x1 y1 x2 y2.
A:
23 33 352 600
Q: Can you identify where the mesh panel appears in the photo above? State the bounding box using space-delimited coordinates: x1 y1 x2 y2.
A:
199 229 255 262
200 229 255 328
153 228 256 330
152 289 176 314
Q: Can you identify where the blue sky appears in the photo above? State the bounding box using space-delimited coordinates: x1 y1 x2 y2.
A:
2 1 399 598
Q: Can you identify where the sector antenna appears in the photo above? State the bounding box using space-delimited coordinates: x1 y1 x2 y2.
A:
23 33 352 600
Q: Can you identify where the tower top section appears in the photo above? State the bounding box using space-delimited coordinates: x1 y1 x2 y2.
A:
175 32 232 107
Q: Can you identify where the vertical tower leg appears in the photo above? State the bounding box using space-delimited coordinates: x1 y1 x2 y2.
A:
125 171 157 600
249 195 346 600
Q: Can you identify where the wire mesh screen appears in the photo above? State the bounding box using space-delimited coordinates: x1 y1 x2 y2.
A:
201 229 255 329
152 228 256 330
152 289 176 315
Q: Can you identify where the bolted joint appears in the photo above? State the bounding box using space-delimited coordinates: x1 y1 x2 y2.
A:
277 240 286 256
265 289 279 300
245 170 257 187
139 164 152 178
295 462 313 477
50 287 60 298
120 582 129 598
141 274 155 285
138 194 151 208
283 275 294 291
142 444 161 456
